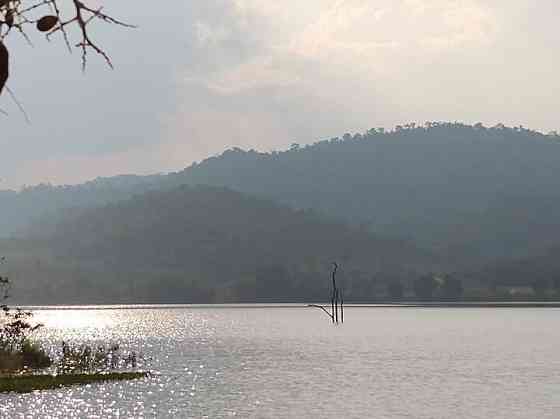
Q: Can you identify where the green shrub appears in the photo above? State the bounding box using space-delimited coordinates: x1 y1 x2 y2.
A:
0 340 51 372
21 340 51 370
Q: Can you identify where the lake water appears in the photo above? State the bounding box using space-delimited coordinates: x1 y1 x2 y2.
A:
1 305 560 418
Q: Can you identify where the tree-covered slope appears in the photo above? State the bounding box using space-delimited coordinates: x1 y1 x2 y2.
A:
3 122 560 266
474 245 560 288
4 186 437 304
0 174 165 237
170 123 560 263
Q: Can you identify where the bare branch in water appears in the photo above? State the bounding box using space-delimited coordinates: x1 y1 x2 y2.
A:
307 304 334 321
308 262 344 324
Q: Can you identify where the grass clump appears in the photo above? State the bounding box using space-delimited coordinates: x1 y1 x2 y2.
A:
57 341 139 373
0 371 148 393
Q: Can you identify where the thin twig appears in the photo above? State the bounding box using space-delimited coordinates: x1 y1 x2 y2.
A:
5 85 30 124
1 0 133 73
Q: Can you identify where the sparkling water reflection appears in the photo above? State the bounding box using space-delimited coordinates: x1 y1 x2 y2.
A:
1 306 560 418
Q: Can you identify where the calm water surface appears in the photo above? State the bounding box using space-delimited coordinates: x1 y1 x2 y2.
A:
1 306 559 418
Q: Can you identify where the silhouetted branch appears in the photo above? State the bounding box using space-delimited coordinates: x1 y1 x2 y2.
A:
331 291 335 323
308 262 344 325
332 262 338 292
307 304 334 321
340 287 344 324
6 85 30 123
0 0 133 94
0 41 7 95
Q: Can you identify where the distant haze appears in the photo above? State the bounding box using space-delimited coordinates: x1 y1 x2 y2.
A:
1 0 559 189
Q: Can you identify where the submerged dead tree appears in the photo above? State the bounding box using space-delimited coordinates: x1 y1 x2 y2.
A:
308 262 344 324
0 0 133 96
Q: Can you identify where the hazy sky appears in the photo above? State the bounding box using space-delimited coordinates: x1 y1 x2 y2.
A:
1 0 559 189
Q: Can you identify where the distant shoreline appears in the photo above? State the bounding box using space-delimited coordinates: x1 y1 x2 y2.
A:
16 302 560 310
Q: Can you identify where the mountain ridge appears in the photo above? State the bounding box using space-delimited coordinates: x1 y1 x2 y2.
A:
3 122 560 269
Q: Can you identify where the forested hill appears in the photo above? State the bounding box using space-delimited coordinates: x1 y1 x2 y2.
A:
0 174 164 236
3 123 560 266
3 186 437 304
172 124 560 264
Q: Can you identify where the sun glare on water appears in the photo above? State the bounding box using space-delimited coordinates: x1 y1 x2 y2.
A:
35 308 117 331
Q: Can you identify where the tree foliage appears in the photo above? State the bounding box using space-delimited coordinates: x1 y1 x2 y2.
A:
2 185 435 304
441 276 463 299
3 123 560 300
387 280 404 299
531 278 549 297
1 123 560 269
0 258 50 372
413 275 438 300
0 261 42 353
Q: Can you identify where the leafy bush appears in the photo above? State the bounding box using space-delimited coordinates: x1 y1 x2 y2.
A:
0 307 43 353
0 340 51 372
21 340 51 370
0 268 50 372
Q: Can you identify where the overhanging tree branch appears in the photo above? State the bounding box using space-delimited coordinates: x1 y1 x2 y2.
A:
0 0 134 94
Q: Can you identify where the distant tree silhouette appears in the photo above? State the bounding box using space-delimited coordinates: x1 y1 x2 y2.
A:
3 185 427 304
387 280 404 299
413 275 438 300
441 276 463 299
255 265 291 301
531 278 549 297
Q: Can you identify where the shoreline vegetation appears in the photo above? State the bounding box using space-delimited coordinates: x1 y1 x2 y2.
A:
0 339 148 394
0 340 149 393
0 371 149 393
12 301 560 309
1 271 148 394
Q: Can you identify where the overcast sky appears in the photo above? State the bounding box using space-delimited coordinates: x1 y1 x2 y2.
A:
1 0 559 189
